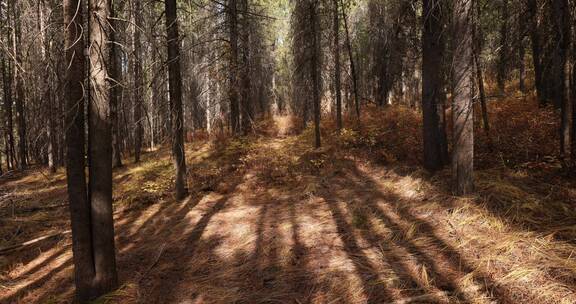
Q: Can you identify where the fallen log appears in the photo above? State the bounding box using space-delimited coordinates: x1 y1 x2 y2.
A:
0 230 71 255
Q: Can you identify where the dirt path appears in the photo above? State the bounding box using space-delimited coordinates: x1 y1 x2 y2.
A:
1 118 576 303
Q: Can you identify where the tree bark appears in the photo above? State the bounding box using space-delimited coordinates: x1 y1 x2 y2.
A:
572 47 576 164
12 0 27 169
527 0 544 106
38 0 57 173
551 0 571 164
240 0 253 135
333 0 342 131
310 1 321 148
518 4 526 94
133 0 144 163
496 0 508 94
88 0 118 294
228 0 240 134
64 0 97 300
572 20 576 163
165 0 189 200
472 0 490 139
1 58 15 170
110 35 123 169
341 0 360 121
421 0 446 172
474 55 489 133
452 0 474 195
110 0 123 169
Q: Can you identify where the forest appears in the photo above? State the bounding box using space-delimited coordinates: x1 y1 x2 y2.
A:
0 0 576 303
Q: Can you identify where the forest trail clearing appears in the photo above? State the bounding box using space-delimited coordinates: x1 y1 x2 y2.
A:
1 114 576 304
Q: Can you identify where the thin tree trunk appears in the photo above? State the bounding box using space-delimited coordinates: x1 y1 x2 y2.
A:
12 0 27 169
1 58 15 170
229 0 240 134
310 0 321 149
2 0 15 170
527 0 544 106
472 0 490 138
452 0 474 195
133 0 144 163
333 0 342 131
165 0 189 200
240 0 252 135
518 5 526 94
497 0 508 94
474 55 489 131
340 0 360 122
551 0 571 165
438 86 449 164
572 43 576 163
111 0 123 168
39 0 57 173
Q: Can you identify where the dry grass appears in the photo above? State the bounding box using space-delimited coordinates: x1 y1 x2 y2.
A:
1 97 575 304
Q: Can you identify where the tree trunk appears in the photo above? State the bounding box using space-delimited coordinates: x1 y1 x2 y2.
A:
552 0 571 164
38 0 57 173
64 0 97 300
333 0 342 131
472 0 490 138
88 0 118 294
518 4 526 94
12 0 27 169
133 0 144 163
240 0 253 135
341 0 360 121
452 0 474 195
1 58 15 170
228 0 240 134
111 0 123 168
165 0 189 200
421 0 446 172
572 40 576 163
497 0 508 94
310 1 321 149
527 0 544 106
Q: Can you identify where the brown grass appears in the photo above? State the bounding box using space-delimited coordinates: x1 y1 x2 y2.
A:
1 96 575 304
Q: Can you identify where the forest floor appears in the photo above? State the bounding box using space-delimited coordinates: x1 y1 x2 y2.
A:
1 96 576 304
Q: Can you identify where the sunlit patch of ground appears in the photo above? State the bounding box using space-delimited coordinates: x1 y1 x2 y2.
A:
1 101 576 303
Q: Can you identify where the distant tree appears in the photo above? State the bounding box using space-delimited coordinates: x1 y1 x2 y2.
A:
341 0 359 120
1 57 16 170
39 0 57 173
133 0 144 163
310 0 321 148
517 1 527 93
473 0 489 137
496 0 509 94
333 0 343 131
110 0 123 168
240 0 253 135
527 0 544 106
228 0 240 134
11 0 27 169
